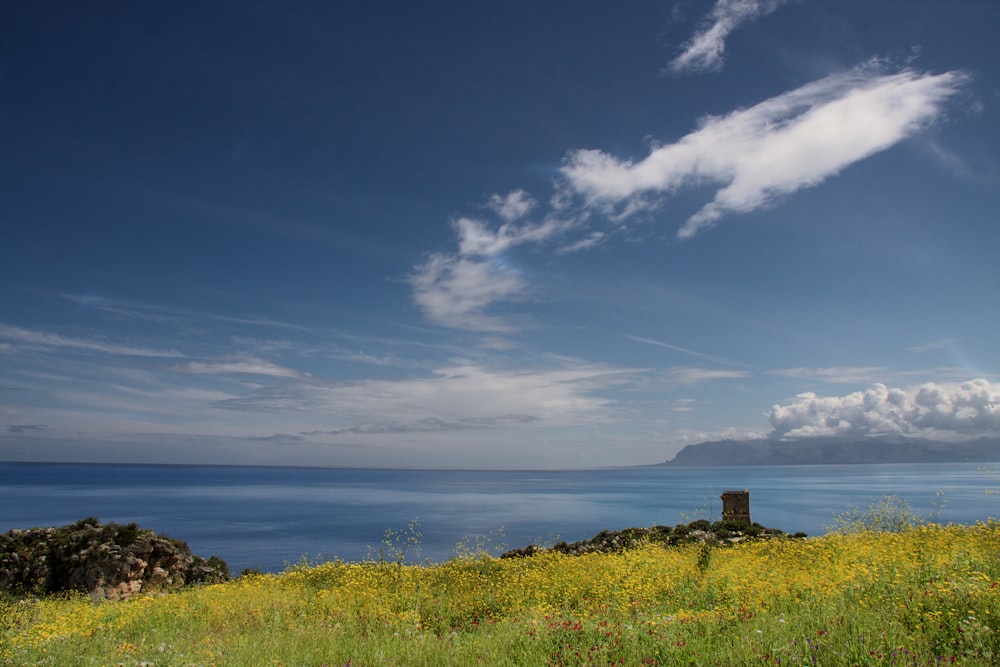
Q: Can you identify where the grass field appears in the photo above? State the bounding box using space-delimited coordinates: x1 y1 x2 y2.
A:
3 520 1000 666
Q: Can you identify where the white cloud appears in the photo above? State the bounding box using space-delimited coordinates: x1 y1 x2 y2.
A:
669 0 792 75
556 231 606 255
562 62 968 238
673 425 770 445
409 253 530 332
908 340 950 353
215 362 639 430
488 189 536 222
672 398 696 413
412 64 966 332
8 344 644 458
667 366 750 385
453 215 570 257
768 379 1000 439
177 358 308 379
409 196 580 331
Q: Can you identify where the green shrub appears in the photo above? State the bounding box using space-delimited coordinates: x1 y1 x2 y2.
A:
829 494 923 533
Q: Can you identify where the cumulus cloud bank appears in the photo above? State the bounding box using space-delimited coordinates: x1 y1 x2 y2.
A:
563 62 968 239
669 0 792 75
768 379 1000 439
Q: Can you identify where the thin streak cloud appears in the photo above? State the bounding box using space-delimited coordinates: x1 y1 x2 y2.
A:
60 294 313 332
667 366 750 385
177 358 310 379
625 333 748 367
0 323 184 358
769 367 890 384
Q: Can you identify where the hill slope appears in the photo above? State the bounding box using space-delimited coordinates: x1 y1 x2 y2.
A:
661 435 1000 466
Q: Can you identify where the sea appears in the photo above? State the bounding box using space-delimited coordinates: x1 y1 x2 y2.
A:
2 461 997 574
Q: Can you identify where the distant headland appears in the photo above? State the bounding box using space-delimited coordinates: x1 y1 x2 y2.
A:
658 435 1000 466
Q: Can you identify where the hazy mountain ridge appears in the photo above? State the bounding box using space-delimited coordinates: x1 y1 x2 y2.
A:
661 435 1000 466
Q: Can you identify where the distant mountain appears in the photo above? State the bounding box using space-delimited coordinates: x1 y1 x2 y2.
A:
660 435 1000 466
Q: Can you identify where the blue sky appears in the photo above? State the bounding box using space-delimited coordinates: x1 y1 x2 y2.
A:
2 0 998 469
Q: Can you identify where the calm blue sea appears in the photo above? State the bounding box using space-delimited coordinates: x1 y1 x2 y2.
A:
1 462 996 574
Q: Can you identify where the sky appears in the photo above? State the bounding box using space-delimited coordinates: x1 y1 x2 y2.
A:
1 0 999 469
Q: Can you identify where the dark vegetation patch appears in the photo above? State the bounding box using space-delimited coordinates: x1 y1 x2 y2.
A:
501 519 804 558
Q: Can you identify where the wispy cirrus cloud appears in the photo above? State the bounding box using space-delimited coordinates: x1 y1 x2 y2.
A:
0 323 184 358
59 293 312 332
908 339 953 354
668 0 793 75
301 413 540 437
213 362 638 429
769 366 890 384
625 333 748 367
563 62 968 239
556 231 606 255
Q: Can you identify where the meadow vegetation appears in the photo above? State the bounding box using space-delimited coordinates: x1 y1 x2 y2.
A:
3 506 1000 665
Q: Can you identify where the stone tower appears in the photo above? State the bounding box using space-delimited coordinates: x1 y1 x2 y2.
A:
720 489 751 525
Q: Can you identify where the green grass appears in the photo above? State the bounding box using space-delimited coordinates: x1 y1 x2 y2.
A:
3 521 1000 666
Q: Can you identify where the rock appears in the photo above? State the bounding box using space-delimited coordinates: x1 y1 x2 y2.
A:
499 544 545 558
0 517 229 600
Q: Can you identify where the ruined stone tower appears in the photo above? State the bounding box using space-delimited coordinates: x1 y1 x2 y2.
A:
720 489 751 525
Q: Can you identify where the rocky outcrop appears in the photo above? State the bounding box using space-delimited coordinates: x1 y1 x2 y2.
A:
501 520 801 558
0 517 229 600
